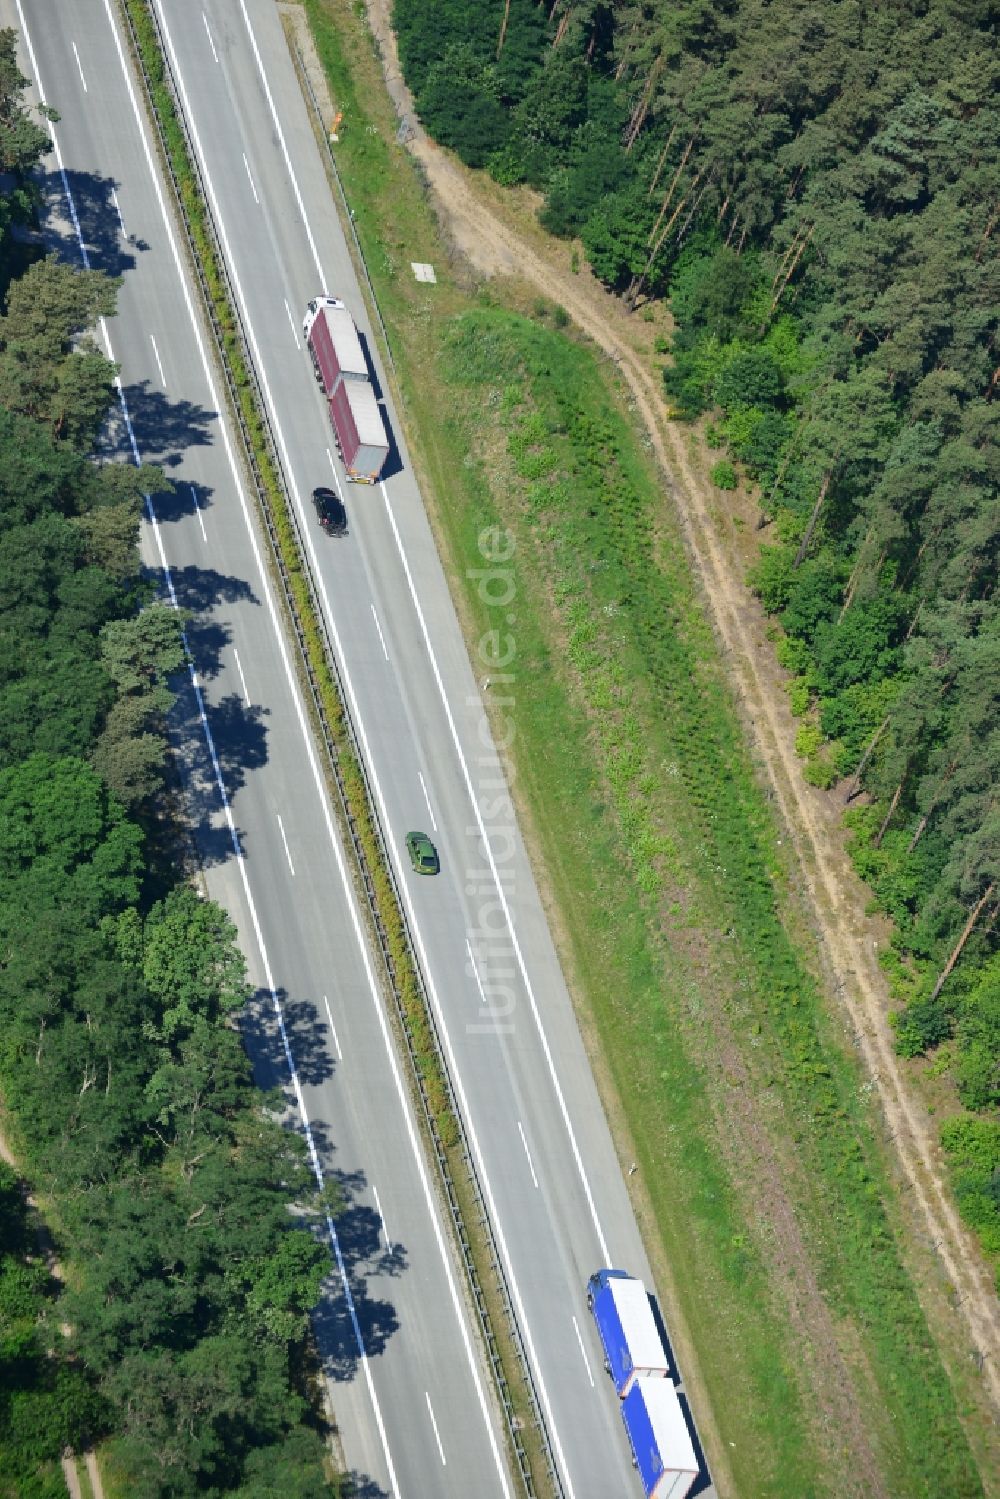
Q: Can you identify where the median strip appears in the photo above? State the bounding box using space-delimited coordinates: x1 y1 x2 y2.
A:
117 2 554 1494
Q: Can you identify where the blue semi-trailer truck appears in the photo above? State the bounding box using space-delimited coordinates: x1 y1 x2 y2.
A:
621 1376 699 1499
588 1269 700 1499
586 1268 671 1396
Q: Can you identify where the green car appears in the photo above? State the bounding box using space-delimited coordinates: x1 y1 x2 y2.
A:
405 830 439 875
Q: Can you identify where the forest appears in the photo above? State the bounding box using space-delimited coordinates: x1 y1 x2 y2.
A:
0 33 332 1496
392 0 1000 1265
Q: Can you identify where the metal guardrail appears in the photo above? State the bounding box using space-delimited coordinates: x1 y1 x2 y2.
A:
293 42 398 385
117 5 559 1496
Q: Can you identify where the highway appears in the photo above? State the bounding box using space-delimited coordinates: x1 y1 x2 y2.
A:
14 0 714 1495
11 2 512 1494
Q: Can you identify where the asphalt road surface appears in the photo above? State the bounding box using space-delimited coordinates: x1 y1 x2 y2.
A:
13 1 714 1495
11 2 513 1493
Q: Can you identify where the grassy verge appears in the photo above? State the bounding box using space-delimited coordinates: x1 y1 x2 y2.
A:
300 2 986 1495
434 311 983 1496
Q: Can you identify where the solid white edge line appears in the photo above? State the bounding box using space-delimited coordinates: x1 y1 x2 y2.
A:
381 486 612 1258
20 3 405 1491
15 15 92 273
97 3 511 1492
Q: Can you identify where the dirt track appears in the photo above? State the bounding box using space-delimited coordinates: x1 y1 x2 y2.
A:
0 1133 106 1499
358 0 1000 1423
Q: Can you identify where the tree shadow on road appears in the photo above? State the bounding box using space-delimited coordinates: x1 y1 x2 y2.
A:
241 992 409 1383
38 165 138 279
242 990 334 1092
149 477 215 530
97 367 215 475
303 1124 408 1380
310 1225 403 1383
181 613 231 684
165 561 258 686
339 1475 389 1499
39 165 218 471
150 554 266 865
120 379 216 469
167 679 269 870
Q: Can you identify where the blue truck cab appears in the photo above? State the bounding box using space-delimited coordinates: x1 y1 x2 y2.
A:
586 1268 670 1396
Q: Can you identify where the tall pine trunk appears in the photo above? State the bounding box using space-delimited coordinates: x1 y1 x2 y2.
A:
497 0 512 56
760 224 814 333
930 885 995 1002
647 127 677 197
794 466 835 566
874 780 904 848
623 61 661 152
908 759 958 851
844 715 890 802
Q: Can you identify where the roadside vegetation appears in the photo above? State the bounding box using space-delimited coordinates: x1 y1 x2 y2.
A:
301 0 990 1493
0 34 334 1495
0 1162 104 1497
390 0 1000 1279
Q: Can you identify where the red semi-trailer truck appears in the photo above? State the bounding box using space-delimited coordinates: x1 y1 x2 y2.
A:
303 296 389 483
304 296 368 389
328 378 390 485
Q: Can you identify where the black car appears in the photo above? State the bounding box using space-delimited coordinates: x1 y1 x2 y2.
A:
312 486 347 536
